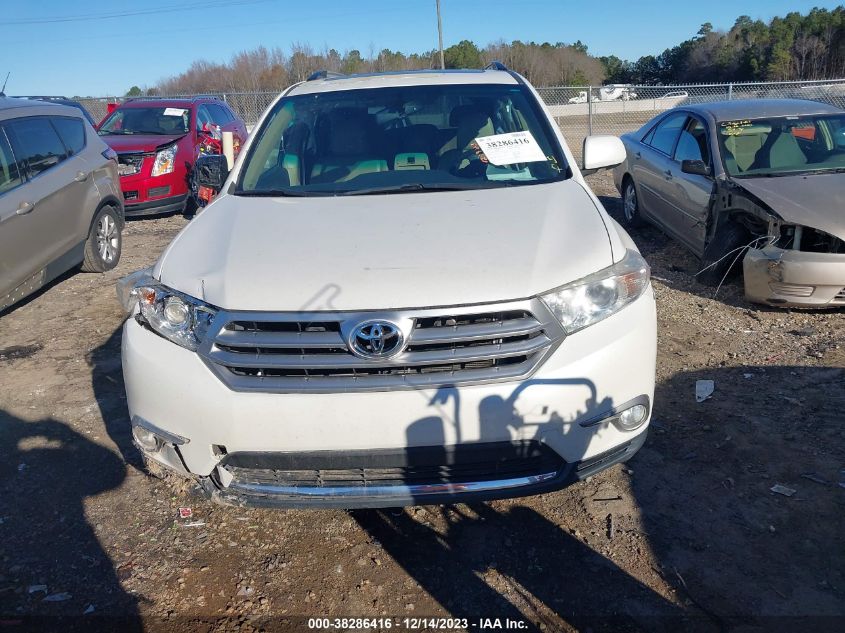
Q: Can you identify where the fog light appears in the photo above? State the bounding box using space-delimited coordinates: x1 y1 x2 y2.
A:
132 426 162 452
616 404 648 431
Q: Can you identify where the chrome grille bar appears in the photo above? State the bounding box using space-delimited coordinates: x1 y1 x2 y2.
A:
197 298 565 393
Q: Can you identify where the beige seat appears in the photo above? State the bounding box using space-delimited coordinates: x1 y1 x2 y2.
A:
723 134 765 172
751 130 808 170
310 109 387 183
437 107 495 171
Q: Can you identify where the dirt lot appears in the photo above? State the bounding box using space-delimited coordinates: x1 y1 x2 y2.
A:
1 172 843 633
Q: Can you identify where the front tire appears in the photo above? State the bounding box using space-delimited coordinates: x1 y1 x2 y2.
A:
697 221 749 286
621 177 644 228
81 205 122 272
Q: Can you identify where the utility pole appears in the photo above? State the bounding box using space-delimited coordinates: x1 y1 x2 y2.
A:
436 0 445 69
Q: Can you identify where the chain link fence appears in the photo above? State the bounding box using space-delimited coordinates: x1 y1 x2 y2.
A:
537 78 845 161
80 78 845 161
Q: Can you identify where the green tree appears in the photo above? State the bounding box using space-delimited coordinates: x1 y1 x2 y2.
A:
125 85 142 97
443 40 482 69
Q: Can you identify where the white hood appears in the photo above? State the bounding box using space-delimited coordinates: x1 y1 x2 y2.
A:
155 180 614 311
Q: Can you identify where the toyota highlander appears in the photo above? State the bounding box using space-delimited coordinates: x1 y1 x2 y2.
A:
119 66 656 508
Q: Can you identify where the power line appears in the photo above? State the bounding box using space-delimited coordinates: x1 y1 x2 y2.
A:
0 0 271 26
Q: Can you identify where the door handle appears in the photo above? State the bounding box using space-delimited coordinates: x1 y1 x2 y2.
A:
664 169 673 179
74 171 88 182
16 201 34 215
634 151 641 159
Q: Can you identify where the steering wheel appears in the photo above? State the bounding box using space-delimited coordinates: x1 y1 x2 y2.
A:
449 148 488 178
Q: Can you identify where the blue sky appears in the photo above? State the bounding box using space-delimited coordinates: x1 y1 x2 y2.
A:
0 0 837 96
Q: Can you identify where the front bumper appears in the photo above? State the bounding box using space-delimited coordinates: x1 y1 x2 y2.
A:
196 432 647 509
124 193 188 217
744 245 845 307
121 291 657 508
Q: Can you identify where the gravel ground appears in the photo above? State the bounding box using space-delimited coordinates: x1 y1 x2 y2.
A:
1 172 843 633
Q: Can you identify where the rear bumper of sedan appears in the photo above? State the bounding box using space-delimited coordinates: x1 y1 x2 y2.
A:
744 245 845 307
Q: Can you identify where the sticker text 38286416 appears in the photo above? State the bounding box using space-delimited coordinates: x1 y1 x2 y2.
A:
473 131 548 166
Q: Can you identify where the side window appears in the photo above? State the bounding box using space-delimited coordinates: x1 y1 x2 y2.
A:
196 105 214 131
51 117 86 156
208 104 232 124
0 128 24 194
648 114 687 155
7 117 68 178
681 118 711 165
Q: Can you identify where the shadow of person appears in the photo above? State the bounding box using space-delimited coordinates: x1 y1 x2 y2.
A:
86 326 143 471
353 502 702 632
353 380 708 632
0 409 141 631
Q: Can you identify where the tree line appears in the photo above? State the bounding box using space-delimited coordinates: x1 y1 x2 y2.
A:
128 5 844 96
602 7 845 84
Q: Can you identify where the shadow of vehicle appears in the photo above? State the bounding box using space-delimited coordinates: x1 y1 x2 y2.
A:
352 380 712 632
0 409 142 631
86 326 143 471
631 365 845 631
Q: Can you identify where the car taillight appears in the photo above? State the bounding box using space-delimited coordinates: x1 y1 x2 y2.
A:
102 147 118 163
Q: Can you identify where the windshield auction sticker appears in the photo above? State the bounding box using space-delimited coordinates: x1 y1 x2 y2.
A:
720 119 753 136
473 131 547 165
163 108 187 117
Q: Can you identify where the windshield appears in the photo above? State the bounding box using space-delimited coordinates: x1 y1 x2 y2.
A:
237 83 568 196
98 106 190 136
718 113 845 177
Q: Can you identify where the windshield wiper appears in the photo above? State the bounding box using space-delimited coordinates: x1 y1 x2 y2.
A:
341 182 504 196
234 188 314 197
755 167 845 177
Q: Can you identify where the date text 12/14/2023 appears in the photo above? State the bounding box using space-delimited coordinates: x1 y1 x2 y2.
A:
307 617 529 630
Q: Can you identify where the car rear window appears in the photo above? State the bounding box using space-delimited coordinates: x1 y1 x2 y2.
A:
6 117 67 177
52 117 86 156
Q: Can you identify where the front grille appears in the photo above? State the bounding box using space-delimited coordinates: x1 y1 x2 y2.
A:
198 300 565 392
147 185 171 198
117 152 146 176
833 287 845 304
219 441 565 488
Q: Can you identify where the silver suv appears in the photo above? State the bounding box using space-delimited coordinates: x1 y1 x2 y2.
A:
0 97 123 312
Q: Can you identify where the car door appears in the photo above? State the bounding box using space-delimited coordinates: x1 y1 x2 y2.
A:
4 116 90 280
0 124 31 301
632 112 687 231
662 116 715 255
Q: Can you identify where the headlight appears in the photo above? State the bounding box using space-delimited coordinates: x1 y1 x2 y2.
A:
121 273 216 351
151 143 178 176
540 250 650 334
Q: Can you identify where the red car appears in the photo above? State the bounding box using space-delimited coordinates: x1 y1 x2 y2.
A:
96 97 247 216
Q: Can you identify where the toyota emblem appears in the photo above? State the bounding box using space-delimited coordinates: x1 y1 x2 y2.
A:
348 320 405 359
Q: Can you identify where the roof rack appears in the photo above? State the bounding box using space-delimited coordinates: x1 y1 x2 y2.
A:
11 95 71 101
484 61 509 71
123 95 222 103
306 70 346 82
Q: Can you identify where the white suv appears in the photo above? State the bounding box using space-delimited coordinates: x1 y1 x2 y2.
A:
119 67 656 508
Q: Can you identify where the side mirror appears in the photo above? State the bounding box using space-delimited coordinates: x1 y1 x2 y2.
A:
582 135 626 172
681 159 711 177
194 154 230 193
